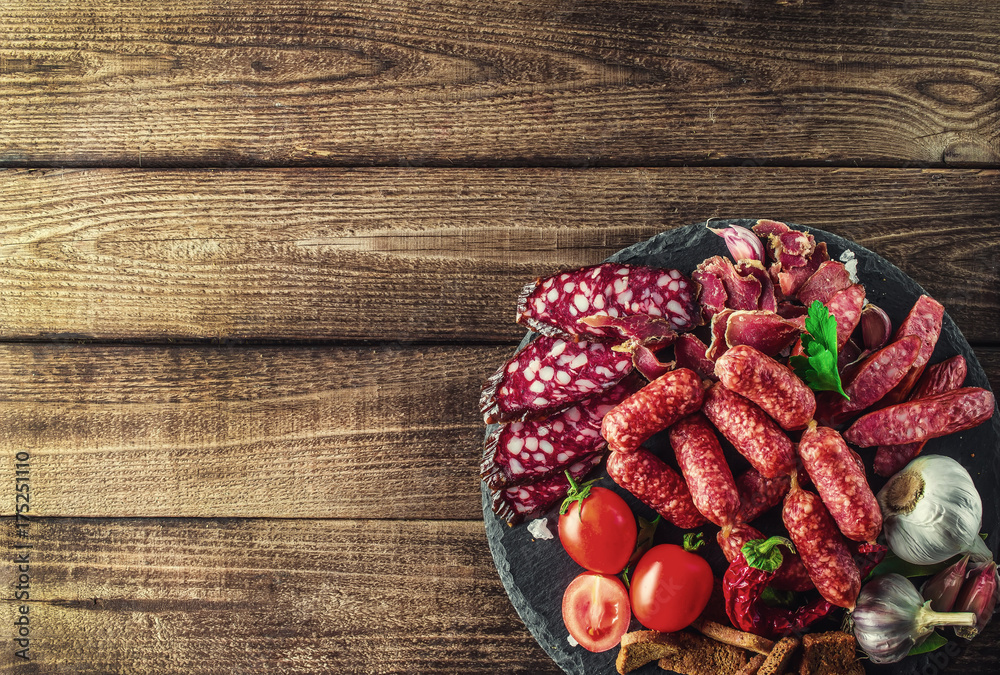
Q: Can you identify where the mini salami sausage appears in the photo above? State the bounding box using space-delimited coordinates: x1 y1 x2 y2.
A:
873 355 969 477
817 335 921 426
668 413 741 527
798 422 881 542
734 468 791 523
843 387 995 447
606 447 706 528
782 484 862 610
516 263 700 340
601 368 704 454
491 453 603 525
702 382 796 478
714 345 817 431
480 336 633 424
480 380 636 489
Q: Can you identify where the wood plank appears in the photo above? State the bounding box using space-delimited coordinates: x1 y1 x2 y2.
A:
0 0 997 167
0 343 511 519
1 516 997 674
0 517 561 674
1 167 998 342
1 342 997 520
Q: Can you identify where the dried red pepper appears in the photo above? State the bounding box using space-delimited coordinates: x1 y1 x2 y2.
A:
723 536 887 639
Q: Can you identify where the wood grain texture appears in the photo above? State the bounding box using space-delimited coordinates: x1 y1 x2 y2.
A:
0 343 513 520
1 167 998 342
0 0 998 167
0 518 561 674
0 342 997 520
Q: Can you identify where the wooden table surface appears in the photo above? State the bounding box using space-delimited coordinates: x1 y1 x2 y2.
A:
1 1 998 673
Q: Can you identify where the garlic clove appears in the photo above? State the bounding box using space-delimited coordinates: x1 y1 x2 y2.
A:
860 303 892 352
952 561 999 639
707 223 765 262
921 555 969 612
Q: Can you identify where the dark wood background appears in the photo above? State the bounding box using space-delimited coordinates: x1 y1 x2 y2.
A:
0 1 997 673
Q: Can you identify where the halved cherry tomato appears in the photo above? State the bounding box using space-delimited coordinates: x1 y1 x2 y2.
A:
558 479 637 574
561 572 631 652
630 543 713 633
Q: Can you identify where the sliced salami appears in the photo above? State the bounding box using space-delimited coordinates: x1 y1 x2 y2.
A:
722 310 802 357
817 335 921 427
669 413 741 527
516 263 699 340
702 382 796 479
873 355 968 477
601 368 704 454
843 387 995 447
714 345 817 431
798 422 882 543
490 454 603 525
880 295 946 405
783 484 862 610
824 283 865 349
481 380 636 490
480 336 633 424
606 447 705 529
694 256 761 312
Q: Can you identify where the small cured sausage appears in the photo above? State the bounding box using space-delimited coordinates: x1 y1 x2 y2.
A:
843 387 995 447
734 469 791 524
873 355 968 477
797 422 881 542
480 336 633 424
717 521 813 592
480 380 636 489
516 263 699 340
668 413 740 527
783 484 862 610
601 368 704 454
817 335 921 426
714 345 817 431
824 283 865 349
490 454 603 525
702 382 796 478
606 447 705 528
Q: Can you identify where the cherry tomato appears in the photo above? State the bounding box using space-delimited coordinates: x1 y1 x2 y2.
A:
561 572 631 653
630 543 713 633
558 484 637 574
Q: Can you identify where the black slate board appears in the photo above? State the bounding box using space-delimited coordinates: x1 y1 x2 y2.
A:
482 220 1000 675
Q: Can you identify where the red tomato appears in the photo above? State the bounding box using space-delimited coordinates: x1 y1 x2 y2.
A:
561 572 631 653
630 544 713 633
558 486 637 574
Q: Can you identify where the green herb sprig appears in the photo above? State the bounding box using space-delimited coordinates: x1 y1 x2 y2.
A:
789 301 850 400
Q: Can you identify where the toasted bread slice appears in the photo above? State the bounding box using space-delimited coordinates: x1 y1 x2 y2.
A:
798 631 864 675
657 630 751 675
738 654 767 675
615 630 683 674
691 618 776 655
757 636 800 675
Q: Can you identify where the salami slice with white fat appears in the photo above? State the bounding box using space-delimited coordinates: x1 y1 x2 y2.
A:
843 387 995 447
490 454 603 525
516 263 699 340
480 336 633 424
481 380 636 489
606 447 705 529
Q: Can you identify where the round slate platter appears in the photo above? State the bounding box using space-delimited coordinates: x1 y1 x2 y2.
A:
482 220 1000 675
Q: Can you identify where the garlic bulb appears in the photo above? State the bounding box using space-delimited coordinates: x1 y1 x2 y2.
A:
877 455 993 565
853 573 976 664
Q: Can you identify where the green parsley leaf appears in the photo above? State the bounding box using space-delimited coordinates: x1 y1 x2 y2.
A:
907 631 948 656
790 301 849 399
683 532 706 552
